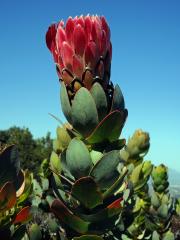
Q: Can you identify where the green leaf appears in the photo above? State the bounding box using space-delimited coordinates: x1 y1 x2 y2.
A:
60 150 75 181
77 208 109 222
73 235 104 240
121 234 132 240
15 170 25 196
50 151 61 174
111 84 125 111
130 163 141 182
152 231 160 240
130 161 152 191
53 139 61 152
86 110 128 144
12 225 26 240
103 168 128 199
71 87 98 136
71 176 103 209
151 191 160 209
161 194 169 204
162 231 174 240
60 82 72 123
90 82 108 121
157 204 168 219
51 199 89 234
56 126 72 150
90 150 121 189
90 150 103 165
29 224 42 240
66 138 93 179
0 145 20 189
17 171 32 204
41 178 49 191
0 181 16 211
31 179 42 207
46 218 59 233
123 189 131 202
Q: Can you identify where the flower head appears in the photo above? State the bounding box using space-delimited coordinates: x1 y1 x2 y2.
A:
46 15 112 93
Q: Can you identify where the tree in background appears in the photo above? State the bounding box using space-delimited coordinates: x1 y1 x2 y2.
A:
0 126 53 177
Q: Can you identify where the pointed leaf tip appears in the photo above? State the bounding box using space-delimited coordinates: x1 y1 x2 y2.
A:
71 176 103 209
13 206 31 224
60 82 72 123
51 199 89 233
86 110 127 144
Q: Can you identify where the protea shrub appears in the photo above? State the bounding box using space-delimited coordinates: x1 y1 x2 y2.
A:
46 15 132 240
46 15 176 240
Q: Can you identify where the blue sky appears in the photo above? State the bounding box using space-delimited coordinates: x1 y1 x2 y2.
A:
0 0 180 171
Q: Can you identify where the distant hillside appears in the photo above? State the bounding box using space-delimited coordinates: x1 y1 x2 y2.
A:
168 168 180 198
168 168 180 186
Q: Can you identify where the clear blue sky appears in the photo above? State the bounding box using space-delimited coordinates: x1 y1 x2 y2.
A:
0 0 180 171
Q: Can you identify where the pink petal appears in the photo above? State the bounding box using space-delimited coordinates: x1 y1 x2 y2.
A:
95 18 102 44
91 21 97 43
56 26 67 51
58 55 64 71
73 16 78 24
61 41 74 71
73 55 84 79
73 24 86 56
91 20 101 53
100 30 107 57
76 16 85 28
84 15 92 40
52 46 58 62
85 41 97 68
95 15 101 27
66 17 74 44
58 20 64 27
46 24 57 52
101 16 110 42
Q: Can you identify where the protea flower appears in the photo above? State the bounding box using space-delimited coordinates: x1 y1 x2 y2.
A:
46 15 127 141
46 15 112 97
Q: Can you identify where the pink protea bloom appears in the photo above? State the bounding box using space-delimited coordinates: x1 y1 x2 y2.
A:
46 15 112 95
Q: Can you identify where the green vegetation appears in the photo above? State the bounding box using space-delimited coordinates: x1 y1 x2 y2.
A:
0 126 52 177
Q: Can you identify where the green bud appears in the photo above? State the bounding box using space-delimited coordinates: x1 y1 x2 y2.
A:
152 164 169 193
127 129 150 156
